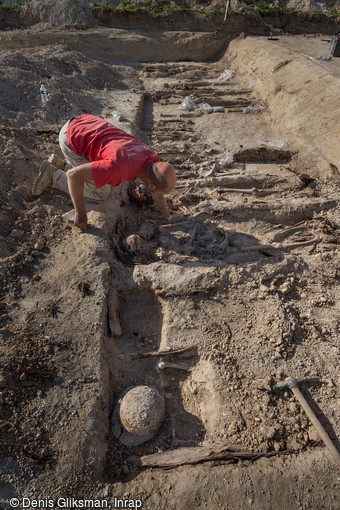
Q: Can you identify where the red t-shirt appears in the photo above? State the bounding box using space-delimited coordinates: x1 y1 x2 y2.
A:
67 114 159 188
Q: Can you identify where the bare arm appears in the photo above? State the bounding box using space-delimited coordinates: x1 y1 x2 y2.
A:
151 191 171 220
67 163 94 229
151 191 184 223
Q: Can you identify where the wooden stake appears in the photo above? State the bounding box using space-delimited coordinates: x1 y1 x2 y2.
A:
108 276 122 337
128 443 278 468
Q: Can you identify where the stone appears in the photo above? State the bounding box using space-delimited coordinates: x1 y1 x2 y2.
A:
266 426 277 440
137 221 158 240
255 376 272 391
279 283 291 294
289 402 298 413
113 385 165 446
125 234 143 253
258 441 269 452
290 438 301 450
273 441 281 451
308 427 319 442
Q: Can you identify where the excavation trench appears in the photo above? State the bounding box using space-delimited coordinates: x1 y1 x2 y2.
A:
1 28 340 508
100 40 340 487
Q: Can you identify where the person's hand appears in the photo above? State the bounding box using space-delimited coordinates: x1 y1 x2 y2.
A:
169 212 185 223
74 211 88 230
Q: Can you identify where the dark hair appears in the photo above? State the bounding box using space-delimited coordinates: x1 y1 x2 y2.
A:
148 164 168 190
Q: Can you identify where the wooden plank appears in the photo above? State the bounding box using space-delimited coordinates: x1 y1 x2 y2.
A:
128 443 272 468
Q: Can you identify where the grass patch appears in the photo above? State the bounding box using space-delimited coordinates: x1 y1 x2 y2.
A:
256 2 271 10
330 9 340 18
252 4 304 15
0 1 23 13
94 1 217 14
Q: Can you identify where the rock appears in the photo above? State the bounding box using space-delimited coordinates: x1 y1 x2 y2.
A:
138 221 158 240
279 281 292 295
34 241 44 251
255 376 272 391
273 441 282 451
289 402 298 413
290 438 301 450
258 441 269 452
266 426 277 440
125 234 143 253
276 369 285 379
155 247 167 260
228 421 239 434
114 385 165 446
308 427 319 442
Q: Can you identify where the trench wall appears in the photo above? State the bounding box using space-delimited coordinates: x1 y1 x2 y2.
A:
1 7 340 34
223 37 340 179
0 28 230 62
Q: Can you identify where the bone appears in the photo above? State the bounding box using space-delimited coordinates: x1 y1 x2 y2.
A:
157 367 170 389
170 414 190 448
274 236 321 250
225 236 321 255
131 344 197 359
158 361 191 371
175 174 241 189
270 221 307 242
218 187 274 196
159 222 189 232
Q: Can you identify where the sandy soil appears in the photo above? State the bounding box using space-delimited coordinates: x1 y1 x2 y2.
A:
0 8 340 510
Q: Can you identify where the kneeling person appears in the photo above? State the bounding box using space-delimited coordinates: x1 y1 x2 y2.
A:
33 114 183 229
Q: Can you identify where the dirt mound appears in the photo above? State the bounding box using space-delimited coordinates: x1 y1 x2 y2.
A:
18 0 99 27
0 42 135 263
31 0 98 27
2 0 340 32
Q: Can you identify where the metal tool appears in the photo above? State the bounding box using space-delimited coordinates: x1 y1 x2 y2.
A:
271 376 340 466
224 0 231 22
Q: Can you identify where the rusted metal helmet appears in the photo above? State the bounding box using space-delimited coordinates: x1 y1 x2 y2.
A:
112 385 165 446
